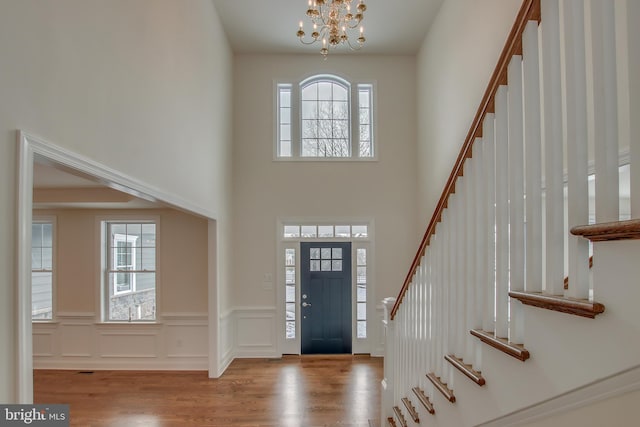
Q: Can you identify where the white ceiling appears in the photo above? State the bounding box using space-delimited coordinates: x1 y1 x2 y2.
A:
212 0 445 55
33 161 161 210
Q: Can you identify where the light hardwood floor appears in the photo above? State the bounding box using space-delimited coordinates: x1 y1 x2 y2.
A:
34 355 383 427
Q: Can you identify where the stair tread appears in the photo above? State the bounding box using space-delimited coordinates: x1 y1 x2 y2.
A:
509 290 605 318
571 218 640 242
470 329 530 361
426 372 456 403
445 354 486 386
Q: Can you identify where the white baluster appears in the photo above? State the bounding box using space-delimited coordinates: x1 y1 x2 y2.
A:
495 85 510 339
465 158 476 363
626 0 640 217
483 113 496 334
542 0 566 295
442 209 450 380
428 247 436 398
451 193 460 360
419 259 427 390
564 0 590 299
473 137 486 369
523 20 543 294
430 237 438 394
508 54 525 343
458 176 468 360
590 0 620 223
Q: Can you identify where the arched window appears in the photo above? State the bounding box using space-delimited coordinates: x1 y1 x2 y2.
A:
277 74 374 159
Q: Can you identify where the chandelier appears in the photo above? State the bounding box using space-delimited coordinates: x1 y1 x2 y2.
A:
296 0 367 57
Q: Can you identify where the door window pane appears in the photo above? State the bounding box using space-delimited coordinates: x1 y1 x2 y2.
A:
286 285 296 303
335 225 351 237
284 247 297 340
318 225 334 237
352 225 368 237
286 267 296 284
284 226 300 238
301 225 317 237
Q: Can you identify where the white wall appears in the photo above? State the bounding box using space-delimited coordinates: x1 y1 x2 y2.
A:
0 0 233 401
416 0 522 223
231 54 420 354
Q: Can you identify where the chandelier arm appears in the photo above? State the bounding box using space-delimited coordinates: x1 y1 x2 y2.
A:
345 37 364 51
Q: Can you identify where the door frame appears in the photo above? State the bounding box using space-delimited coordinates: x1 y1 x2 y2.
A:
276 218 375 356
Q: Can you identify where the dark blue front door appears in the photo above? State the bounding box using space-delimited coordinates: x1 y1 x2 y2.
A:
301 242 352 354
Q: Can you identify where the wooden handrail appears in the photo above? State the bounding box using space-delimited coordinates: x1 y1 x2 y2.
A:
390 0 541 319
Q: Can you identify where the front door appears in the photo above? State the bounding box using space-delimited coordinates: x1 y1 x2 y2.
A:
300 242 352 354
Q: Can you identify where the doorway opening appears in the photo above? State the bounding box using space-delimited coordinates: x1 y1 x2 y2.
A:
17 131 221 403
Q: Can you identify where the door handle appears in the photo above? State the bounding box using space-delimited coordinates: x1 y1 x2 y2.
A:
302 302 312 307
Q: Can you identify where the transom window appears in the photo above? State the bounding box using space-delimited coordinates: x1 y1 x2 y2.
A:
276 74 374 159
283 224 368 239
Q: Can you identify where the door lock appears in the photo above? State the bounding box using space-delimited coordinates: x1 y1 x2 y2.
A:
302 302 312 307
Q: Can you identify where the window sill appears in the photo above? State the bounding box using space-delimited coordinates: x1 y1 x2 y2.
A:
273 156 379 163
96 321 162 326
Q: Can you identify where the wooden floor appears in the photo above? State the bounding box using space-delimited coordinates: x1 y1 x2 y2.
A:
34 355 383 427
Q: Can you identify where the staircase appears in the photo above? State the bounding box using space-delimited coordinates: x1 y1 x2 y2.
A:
381 0 640 426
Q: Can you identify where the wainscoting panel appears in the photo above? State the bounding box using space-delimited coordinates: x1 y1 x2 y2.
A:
61 324 94 357
99 330 159 358
165 324 208 358
32 312 209 370
218 309 234 375
32 326 56 357
234 307 278 358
